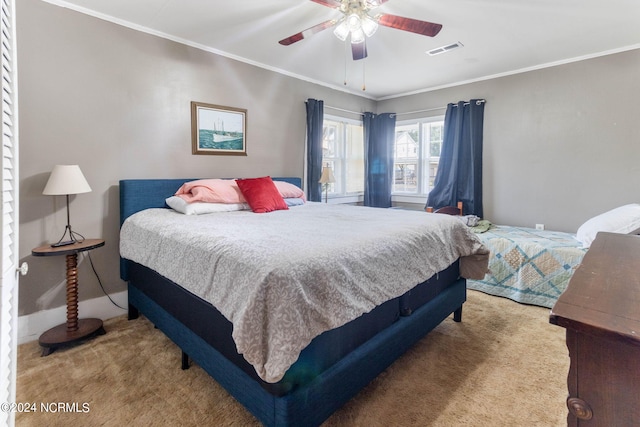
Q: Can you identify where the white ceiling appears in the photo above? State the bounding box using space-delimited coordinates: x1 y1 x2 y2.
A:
46 0 640 100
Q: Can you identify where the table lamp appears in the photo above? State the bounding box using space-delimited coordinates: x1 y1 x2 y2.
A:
43 165 92 247
319 166 335 203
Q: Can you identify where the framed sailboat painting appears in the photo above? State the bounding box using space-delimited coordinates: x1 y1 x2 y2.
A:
191 101 247 155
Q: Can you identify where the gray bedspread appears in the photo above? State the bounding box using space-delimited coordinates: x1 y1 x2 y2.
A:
120 203 488 383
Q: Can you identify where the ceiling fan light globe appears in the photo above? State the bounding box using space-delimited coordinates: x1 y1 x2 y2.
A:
350 28 365 44
333 20 350 41
361 15 378 37
347 13 362 31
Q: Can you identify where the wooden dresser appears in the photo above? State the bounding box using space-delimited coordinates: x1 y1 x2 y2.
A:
549 232 640 426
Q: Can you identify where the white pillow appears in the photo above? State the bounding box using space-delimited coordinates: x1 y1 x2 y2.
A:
165 196 249 215
576 203 640 247
284 197 305 207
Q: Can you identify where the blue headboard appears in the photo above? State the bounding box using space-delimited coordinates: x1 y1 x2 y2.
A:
119 177 302 280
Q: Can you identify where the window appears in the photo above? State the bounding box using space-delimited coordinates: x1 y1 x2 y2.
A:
322 116 364 198
393 117 444 196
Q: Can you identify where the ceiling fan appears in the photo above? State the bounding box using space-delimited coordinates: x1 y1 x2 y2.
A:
278 0 442 61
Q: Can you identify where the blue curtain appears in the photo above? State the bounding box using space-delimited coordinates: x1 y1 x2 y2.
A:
364 112 396 208
426 99 485 217
305 98 324 202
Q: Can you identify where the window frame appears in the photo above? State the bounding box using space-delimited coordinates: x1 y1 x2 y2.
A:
322 114 365 203
392 115 445 203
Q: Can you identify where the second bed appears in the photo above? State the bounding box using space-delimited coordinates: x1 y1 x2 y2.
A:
466 225 586 308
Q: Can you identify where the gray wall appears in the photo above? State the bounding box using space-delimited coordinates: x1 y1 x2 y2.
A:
17 0 640 317
380 49 640 232
17 0 374 316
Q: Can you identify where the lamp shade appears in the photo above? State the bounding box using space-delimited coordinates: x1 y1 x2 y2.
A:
319 167 336 184
43 165 92 195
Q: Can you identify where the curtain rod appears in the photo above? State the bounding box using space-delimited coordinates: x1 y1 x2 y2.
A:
323 98 486 117
396 99 486 117
395 106 445 116
324 105 363 115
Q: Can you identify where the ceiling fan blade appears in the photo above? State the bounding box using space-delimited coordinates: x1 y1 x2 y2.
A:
278 19 337 46
378 14 443 37
309 0 342 9
352 40 367 60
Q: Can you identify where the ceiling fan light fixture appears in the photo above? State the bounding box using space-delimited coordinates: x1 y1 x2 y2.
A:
361 15 378 37
350 28 365 44
333 19 350 41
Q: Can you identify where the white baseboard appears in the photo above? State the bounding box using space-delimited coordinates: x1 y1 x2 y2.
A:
18 291 128 345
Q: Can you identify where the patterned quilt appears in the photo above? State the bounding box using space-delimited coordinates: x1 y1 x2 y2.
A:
467 225 587 308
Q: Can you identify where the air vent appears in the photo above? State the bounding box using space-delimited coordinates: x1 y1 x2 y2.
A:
427 42 464 56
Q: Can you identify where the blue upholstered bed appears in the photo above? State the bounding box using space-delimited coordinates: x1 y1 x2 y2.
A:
119 178 475 426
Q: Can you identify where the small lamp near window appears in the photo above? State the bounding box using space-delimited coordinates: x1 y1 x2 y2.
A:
318 166 335 203
43 165 92 247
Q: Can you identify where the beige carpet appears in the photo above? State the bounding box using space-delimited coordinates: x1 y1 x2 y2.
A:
16 290 569 426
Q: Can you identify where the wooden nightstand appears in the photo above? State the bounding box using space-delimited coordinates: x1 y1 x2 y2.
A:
32 239 106 356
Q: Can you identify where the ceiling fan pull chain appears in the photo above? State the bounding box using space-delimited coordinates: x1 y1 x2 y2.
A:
344 40 348 86
362 60 366 91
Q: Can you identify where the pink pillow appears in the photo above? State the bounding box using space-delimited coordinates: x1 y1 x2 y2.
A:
273 181 306 201
235 177 289 213
175 179 245 204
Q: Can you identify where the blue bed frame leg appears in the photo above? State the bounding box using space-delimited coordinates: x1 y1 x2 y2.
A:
128 303 139 320
453 305 462 322
182 352 190 370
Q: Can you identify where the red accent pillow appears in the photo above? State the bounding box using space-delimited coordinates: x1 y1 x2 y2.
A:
235 177 289 213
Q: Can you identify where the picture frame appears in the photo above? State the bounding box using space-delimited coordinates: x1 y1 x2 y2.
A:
191 101 247 156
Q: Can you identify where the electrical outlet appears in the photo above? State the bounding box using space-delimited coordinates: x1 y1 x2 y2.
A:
535 224 545 230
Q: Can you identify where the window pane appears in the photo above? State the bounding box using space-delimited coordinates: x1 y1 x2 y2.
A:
393 124 419 193
427 122 443 158
423 121 444 193
322 122 339 158
321 117 364 197
345 124 364 193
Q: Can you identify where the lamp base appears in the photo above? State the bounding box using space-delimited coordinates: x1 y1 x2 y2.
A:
51 240 76 248
52 223 85 248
